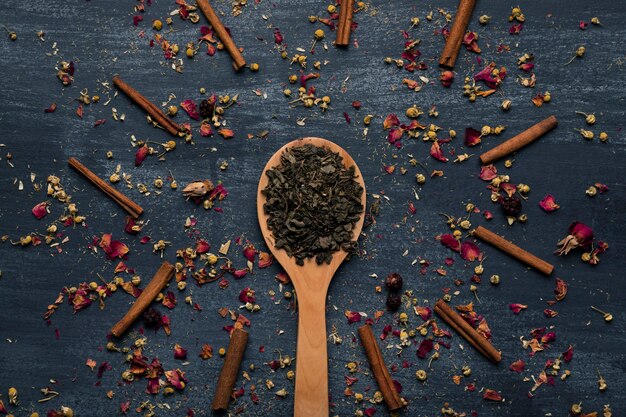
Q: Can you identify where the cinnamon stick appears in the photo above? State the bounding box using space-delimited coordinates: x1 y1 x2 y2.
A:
110 261 175 337
439 0 477 69
212 328 249 412
473 226 554 276
434 299 502 363
479 116 558 165
335 0 355 47
112 75 181 136
68 157 143 219
358 325 403 411
196 0 246 71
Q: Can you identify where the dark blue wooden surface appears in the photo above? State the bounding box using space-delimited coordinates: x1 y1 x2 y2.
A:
0 0 624 416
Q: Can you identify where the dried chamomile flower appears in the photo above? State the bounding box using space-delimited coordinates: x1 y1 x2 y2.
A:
576 111 596 125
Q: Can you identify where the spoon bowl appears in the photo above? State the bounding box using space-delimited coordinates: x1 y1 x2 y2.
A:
257 137 366 417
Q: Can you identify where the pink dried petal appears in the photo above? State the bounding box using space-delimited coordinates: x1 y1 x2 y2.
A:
417 339 433 359
500 182 517 198
556 221 593 255
543 309 558 318
460 241 481 261
32 201 49 219
509 359 525 372
174 344 187 360
440 70 454 87
196 239 210 254
239 287 256 303
258 251 273 268
562 345 574 362
243 244 256 262
44 103 57 113
579 21 588 30
199 121 213 137
541 331 556 344
135 145 149 166
387 128 404 146
273 28 283 44
364 408 376 417
483 389 503 401
509 303 527 314
345 311 362 324
414 306 432 321
430 140 448 162
462 31 481 53
483 210 493 220
539 194 560 212
465 127 482 146
509 23 523 34
440 234 461 252
233 268 248 279
181 99 200 120
383 114 400 129
162 291 177 309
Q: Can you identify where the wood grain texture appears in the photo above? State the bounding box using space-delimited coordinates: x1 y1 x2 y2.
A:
257 138 366 417
0 0 624 416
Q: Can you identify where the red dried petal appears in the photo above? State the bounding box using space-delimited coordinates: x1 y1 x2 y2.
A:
44 103 57 113
239 287 256 303
414 306 432 321
345 311 362 324
554 278 568 301
233 268 248 279
519 62 535 72
440 234 461 252
483 388 503 401
273 28 283 44
98 234 129 260
460 241 481 261
94 119 106 127
430 140 448 162
218 128 234 139
483 210 493 220
120 401 131 414
556 221 593 255
509 303 527 314
539 194 560 212
258 251 274 268
135 145 149 167
562 344 574 362
243 244 256 262
199 121 213 137
173 344 187 360
162 291 177 309
462 31 481 53
440 70 454 87
196 239 210 254
479 164 497 181
383 114 400 129
509 359 525 372
543 309 558 318
509 23 523 34
181 99 200 120
500 182 517 198
364 408 376 417
32 201 49 219
76 104 83 119
465 127 482 146
417 339 433 359
387 128 404 146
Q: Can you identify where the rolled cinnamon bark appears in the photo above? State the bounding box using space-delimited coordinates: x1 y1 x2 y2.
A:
336 0 355 47
358 325 403 411
439 0 477 69
110 262 175 337
473 226 554 275
212 328 249 411
435 299 502 363
196 0 247 71
479 116 558 165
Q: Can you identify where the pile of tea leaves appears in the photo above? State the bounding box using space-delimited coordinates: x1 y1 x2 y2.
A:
262 144 364 265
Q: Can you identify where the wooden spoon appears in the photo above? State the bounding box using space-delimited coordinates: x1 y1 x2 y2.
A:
257 137 367 417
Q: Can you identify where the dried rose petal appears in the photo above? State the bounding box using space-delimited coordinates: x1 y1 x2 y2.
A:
554 278 568 301
196 239 210 254
509 303 527 314
460 241 481 261
364 408 376 417
98 234 129 260
383 114 400 129
243 244 256 262
562 345 574 362
414 306 432 321
440 70 454 87
539 194 560 212
541 331 556 344
120 401 130 414
462 31 481 53
258 252 273 268
273 28 283 44
483 389 503 401
218 128 234 139
387 128 404 147
345 310 362 324
509 23 523 34
430 140 448 162
440 234 461 252
239 287 256 303
44 103 57 113
483 210 493 220
465 127 482 146
162 291 177 309
199 121 213 137
417 339 433 359
509 359 525 372
556 221 593 255
479 164 497 181
519 62 535 72
135 145 149 167
543 309 558 318
32 201 49 219
174 344 187 360
233 268 248 279
181 99 200 120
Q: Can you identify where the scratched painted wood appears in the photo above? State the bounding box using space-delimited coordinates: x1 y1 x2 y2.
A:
0 0 624 416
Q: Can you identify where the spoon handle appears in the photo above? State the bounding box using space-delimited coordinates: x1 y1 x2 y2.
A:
294 292 329 417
